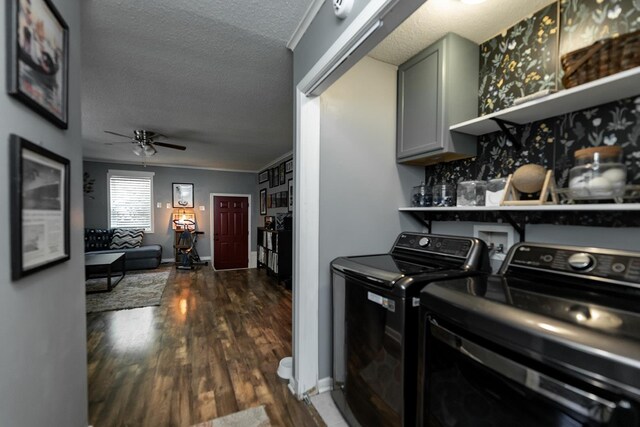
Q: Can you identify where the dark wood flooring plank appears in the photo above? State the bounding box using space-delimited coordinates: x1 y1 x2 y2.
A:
87 266 323 427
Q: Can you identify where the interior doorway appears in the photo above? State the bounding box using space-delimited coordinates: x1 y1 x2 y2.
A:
210 194 251 270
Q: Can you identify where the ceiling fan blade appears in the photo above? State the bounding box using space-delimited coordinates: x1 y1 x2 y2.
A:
152 141 187 151
104 130 132 138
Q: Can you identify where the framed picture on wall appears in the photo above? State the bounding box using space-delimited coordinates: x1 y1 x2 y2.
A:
259 188 266 215
288 179 293 212
269 167 277 188
285 159 293 174
172 183 194 208
279 162 286 185
10 134 70 280
7 0 69 129
258 170 269 184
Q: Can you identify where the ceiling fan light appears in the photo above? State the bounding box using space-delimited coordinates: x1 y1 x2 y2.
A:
143 145 157 156
132 145 144 156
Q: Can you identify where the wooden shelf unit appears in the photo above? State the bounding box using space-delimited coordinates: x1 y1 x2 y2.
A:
450 67 640 136
257 227 292 287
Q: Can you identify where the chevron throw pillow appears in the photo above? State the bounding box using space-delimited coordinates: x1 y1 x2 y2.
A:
110 229 144 249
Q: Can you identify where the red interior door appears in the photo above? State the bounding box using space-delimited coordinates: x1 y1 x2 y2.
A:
213 196 249 270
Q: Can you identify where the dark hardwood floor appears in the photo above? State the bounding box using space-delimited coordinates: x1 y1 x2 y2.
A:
87 266 323 427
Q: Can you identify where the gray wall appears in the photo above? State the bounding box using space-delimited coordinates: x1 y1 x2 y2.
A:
317 56 423 378
293 0 371 85
83 161 258 259
0 0 88 426
293 0 424 89
430 222 640 253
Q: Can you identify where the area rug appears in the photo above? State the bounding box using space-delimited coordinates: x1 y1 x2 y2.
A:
86 270 170 313
191 405 271 427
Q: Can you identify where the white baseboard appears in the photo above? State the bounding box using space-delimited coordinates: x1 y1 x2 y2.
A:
288 377 299 398
201 256 212 261
250 251 257 268
317 377 333 394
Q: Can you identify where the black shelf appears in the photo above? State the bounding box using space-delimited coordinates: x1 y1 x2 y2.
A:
257 227 292 288
400 205 640 242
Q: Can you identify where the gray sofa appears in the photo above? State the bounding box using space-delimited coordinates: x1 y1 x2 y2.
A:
85 229 162 270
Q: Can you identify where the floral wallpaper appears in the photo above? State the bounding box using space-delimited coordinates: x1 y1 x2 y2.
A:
424 118 557 187
424 96 640 227
425 1 640 228
478 3 559 116
555 96 640 187
560 0 640 56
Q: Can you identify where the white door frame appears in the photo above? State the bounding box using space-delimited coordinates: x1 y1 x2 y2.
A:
210 193 252 271
291 0 398 398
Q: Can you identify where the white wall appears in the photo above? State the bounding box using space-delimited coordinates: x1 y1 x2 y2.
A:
317 56 423 378
0 0 88 426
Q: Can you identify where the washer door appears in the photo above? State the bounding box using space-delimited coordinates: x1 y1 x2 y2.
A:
422 317 640 427
344 275 405 427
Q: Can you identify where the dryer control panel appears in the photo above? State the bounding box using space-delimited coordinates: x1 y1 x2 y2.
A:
393 233 473 258
506 244 640 285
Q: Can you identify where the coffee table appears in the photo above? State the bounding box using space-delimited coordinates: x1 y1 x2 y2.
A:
85 252 126 293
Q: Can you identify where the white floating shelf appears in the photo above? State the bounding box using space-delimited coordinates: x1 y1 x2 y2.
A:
400 204 640 212
450 67 640 136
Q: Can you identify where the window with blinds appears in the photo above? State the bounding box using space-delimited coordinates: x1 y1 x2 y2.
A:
108 170 155 232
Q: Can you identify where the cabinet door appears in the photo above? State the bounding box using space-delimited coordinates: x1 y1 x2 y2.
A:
397 48 442 159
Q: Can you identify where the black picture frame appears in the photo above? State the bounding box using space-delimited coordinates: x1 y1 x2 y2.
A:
172 183 194 208
264 215 274 230
259 188 266 215
279 163 286 185
270 167 278 188
10 134 70 280
285 159 293 174
288 179 293 212
258 170 269 184
7 0 69 129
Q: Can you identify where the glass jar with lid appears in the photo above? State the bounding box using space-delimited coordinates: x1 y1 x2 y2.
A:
433 184 456 207
569 146 627 199
485 178 508 206
411 182 432 207
457 180 487 206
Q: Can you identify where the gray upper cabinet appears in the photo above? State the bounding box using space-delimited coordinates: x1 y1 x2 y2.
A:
397 33 479 165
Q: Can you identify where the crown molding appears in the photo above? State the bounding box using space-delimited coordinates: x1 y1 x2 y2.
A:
287 0 326 51
257 150 294 172
83 157 258 174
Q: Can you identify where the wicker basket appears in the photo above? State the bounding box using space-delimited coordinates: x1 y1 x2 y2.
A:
561 29 640 89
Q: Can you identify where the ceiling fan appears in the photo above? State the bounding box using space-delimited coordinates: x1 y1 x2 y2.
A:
104 129 187 157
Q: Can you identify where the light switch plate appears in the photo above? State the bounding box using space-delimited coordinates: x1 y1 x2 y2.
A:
156 202 162 208
166 203 171 209
199 206 205 211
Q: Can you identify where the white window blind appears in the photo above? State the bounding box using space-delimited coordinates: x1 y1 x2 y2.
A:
108 171 154 232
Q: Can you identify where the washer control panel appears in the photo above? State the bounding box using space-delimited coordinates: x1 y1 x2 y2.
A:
394 233 472 258
509 244 640 283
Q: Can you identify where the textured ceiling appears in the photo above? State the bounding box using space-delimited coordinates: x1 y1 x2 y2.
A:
81 0 312 171
369 0 557 66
